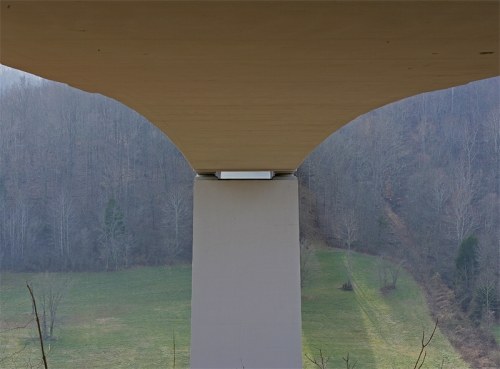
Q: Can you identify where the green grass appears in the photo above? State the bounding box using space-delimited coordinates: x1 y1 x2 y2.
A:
493 323 500 344
1 251 468 368
302 250 467 368
1 267 192 369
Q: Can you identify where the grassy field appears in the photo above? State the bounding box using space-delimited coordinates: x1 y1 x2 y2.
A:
301 250 467 368
1 251 468 368
1 267 192 368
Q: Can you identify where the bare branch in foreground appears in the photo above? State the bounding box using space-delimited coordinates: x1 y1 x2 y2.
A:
26 282 48 369
414 318 438 369
342 352 357 368
305 349 330 369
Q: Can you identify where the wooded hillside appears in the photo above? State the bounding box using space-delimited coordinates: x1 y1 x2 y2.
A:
0 77 194 271
299 77 499 288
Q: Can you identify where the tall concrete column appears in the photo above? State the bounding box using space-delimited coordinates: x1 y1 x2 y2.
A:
190 175 302 369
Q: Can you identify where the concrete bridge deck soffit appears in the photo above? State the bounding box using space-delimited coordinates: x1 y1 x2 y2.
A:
1 1 498 172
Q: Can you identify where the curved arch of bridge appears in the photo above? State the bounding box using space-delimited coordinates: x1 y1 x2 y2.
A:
2 1 498 173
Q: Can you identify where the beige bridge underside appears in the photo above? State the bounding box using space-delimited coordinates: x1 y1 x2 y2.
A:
1 1 498 172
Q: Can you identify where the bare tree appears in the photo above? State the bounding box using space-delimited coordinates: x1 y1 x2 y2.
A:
73 227 93 270
375 255 404 292
162 189 191 263
485 107 500 168
360 111 410 201
122 233 134 269
459 122 479 182
50 192 77 263
339 209 359 289
446 161 478 246
475 274 498 331
476 239 499 328
31 272 73 340
405 168 450 274
300 239 320 287
4 195 39 270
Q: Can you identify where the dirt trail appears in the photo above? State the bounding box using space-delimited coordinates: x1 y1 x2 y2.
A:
384 203 411 247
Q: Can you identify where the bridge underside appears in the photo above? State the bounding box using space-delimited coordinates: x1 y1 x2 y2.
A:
2 1 498 173
1 1 498 368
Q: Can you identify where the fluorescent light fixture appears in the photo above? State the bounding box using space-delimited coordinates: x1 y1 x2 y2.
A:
217 171 274 180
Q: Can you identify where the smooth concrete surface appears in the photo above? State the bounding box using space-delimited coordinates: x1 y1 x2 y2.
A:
1 1 498 172
191 177 301 368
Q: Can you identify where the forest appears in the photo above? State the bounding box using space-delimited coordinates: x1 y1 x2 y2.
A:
0 75 195 272
300 77 499 287
0 69 498 364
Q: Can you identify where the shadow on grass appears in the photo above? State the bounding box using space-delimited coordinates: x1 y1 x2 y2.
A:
301 251 376 368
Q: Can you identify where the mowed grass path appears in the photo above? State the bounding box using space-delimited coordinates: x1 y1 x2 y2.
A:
1 251 467 368
302 250 467 368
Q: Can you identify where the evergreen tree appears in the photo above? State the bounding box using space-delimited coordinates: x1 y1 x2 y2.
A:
105 196 125 240
102 196 126 270
455 233 479 294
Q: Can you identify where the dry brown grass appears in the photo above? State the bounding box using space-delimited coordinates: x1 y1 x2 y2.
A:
423 276 499 368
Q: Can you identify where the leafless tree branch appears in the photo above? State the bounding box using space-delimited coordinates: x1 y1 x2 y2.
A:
26 282 48 369
413 318 438 369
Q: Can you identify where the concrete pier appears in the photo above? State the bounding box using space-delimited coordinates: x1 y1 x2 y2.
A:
190 175 301 368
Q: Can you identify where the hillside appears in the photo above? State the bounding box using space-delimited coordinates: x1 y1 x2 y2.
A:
298 77 500 366
1 251 467 368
